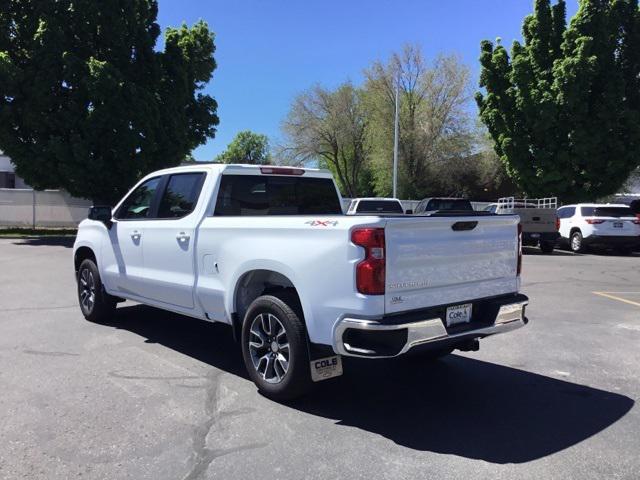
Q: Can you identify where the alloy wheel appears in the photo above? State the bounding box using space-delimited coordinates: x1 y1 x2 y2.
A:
248 313 290 384
571 234 581 252
79 268 96 313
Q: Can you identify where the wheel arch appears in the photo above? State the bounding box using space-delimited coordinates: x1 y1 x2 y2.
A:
74 246 97 274
233 269 304 327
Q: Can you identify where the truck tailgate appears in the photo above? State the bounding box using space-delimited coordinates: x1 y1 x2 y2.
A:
514 208 557 233
384 215 520 314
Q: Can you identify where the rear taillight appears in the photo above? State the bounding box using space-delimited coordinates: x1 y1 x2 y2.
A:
555 216 560 231
632 219 640 225
586 218 605 224
351 228 385 295
517 223 523 276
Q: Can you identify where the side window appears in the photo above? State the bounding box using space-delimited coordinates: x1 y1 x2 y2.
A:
486 205 497 214
115 177 162 220
558 207 575 218
580 206 593 217
157 173 206 219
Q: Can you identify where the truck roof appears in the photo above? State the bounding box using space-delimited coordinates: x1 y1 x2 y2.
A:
351 197 401 202
560 203 629 208
150 163 334 179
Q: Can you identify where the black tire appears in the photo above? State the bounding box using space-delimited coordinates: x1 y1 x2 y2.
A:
241 294 311 400
539 241 555 254
77 259 116 322
615 247 633 256
570 231 585 253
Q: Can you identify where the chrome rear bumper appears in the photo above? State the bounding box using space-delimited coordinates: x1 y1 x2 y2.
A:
334 298 528 359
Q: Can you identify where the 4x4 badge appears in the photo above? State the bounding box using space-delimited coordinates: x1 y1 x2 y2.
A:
305 220 338 227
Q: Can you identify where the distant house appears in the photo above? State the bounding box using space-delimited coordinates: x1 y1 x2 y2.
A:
0 152 29 189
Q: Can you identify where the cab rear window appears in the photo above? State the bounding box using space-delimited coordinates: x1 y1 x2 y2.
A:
356 200 404 214
213 175 342 216
426 199 473 211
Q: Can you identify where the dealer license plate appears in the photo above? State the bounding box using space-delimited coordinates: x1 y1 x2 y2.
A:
310 356 343 382
446 303 473 327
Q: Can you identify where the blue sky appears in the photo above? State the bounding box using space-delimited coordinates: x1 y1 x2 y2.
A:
156 0 579 161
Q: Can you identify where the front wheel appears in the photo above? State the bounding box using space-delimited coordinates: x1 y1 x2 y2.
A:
241 294 312 400
77 259 116 322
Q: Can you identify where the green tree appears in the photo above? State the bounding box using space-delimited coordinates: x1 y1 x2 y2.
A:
363 45 475 199
281 83 372 197
429 127 518 200
477 0 640 202
0 0 218 204
215 130 271 164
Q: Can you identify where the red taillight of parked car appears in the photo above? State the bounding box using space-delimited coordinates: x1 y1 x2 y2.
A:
585 218 605 224
555 216 560 231
517 223 523 276
351 228 385 295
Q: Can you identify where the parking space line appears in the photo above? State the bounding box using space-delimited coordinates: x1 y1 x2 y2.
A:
593 291 640 308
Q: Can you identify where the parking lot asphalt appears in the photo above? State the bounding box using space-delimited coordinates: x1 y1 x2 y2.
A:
1 238 639 480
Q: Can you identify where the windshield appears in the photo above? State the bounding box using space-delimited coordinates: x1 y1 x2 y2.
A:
581 206 633 218
356 200 404 214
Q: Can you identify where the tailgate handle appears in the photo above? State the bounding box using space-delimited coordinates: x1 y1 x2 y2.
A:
451 221 478 231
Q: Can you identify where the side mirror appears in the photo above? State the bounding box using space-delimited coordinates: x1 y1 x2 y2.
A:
405 209 413 215
88 205 113 228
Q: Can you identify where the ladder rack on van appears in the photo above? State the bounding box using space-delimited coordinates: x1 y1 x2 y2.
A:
498 197 558 209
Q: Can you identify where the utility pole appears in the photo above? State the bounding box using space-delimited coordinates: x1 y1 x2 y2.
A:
32 189 36 230
392 73 400 199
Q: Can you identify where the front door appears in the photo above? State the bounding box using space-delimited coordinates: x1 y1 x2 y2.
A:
138 172 206 310
102 176 162 298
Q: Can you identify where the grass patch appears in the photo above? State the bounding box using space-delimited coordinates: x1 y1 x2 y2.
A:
0 227 77 237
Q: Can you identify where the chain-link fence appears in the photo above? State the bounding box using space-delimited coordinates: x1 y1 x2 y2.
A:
0 189 91 228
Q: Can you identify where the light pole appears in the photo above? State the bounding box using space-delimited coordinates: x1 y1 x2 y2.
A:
392 73 400 199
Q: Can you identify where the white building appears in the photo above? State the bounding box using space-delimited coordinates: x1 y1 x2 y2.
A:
0 151 29 189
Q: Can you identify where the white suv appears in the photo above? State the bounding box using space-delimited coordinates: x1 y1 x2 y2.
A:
558 203 640 253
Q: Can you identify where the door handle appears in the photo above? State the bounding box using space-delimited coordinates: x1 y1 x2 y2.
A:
130 230 141 240
176 232 190 242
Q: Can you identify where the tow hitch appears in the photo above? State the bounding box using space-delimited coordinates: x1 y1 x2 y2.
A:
457 338 480 352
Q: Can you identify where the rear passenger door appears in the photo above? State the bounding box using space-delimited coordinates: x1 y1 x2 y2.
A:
139 172 207 309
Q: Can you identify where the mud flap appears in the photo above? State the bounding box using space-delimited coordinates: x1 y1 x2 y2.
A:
310 355 343 382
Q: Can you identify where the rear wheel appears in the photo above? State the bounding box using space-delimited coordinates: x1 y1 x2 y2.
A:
241 294 311 400
539 241 555 254
570 231 585 253
77 259 116 322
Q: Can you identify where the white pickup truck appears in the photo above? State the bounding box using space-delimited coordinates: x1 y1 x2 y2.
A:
73 164 528 399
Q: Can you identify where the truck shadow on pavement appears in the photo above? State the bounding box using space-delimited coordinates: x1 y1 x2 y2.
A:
108 304 634 465
11 236 75 248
